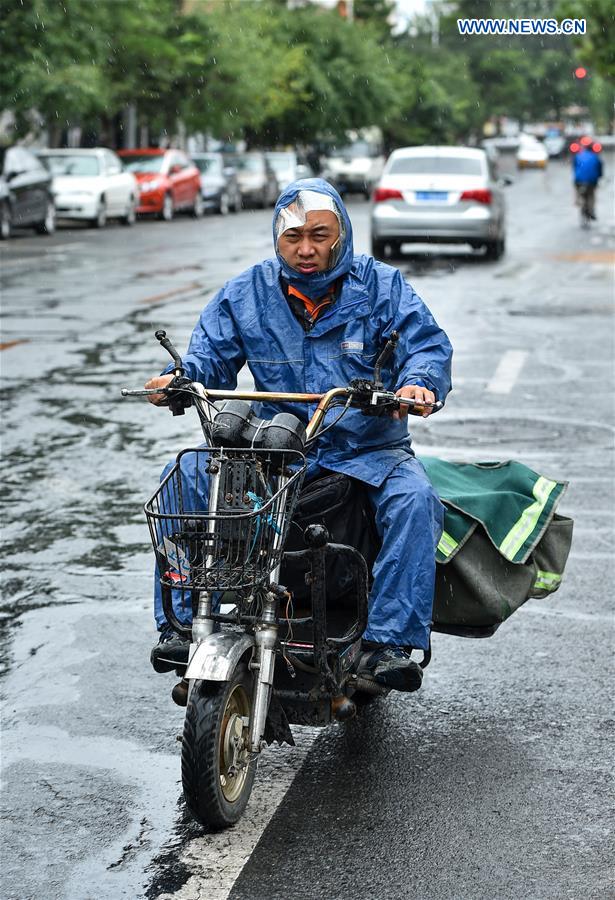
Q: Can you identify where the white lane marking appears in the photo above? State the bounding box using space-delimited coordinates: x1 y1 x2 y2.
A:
519 263 538 282
486 350 527 394
159 728 320 900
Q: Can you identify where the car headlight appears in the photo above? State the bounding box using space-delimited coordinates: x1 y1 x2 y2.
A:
140 179 163 192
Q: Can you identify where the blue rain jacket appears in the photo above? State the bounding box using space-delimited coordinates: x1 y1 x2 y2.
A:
174 179 453 488
573 149 603 184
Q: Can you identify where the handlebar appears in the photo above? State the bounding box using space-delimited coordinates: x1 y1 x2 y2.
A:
121 328 442 438
121 381 442 440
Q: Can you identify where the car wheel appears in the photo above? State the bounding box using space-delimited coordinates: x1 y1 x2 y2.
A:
90 199 107 229
218 192 229 216
371 237 387 260
0 202 12 240
35 200 56 235
121 197 136 226
160 193 174 221
484 238 505 261
192 192 204 219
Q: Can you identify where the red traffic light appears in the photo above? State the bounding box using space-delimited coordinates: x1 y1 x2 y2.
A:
574 66 587 79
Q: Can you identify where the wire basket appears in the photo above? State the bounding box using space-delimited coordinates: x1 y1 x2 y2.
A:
145 447 306 594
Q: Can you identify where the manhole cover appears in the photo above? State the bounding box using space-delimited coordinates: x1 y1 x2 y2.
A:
417 416 614 449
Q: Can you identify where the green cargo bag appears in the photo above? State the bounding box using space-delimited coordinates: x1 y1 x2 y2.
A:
420 458 574 638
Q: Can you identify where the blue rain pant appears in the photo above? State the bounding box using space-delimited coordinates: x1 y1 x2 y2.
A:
154 452 444 650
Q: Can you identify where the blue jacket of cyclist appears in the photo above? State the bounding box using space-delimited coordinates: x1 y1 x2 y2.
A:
573 147 603 185
147 179 453 687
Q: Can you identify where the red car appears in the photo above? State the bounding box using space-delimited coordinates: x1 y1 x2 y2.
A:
118 149 203 220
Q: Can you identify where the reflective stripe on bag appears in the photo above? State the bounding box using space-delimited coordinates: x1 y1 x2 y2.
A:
499 476 558 562
533 569 562 592
437 530 459 559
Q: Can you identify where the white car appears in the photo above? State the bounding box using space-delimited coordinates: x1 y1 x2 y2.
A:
516 135 548 169
265 151 314 191
370 146 507 261
37 148 138 227
322 140 385 198
543 130 565 158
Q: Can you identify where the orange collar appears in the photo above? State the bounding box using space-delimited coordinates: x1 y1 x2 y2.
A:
287 283 335 320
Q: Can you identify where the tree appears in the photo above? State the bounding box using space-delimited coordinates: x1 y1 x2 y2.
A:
557 0 615 81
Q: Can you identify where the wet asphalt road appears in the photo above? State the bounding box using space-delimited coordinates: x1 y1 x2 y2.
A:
1 157 613 900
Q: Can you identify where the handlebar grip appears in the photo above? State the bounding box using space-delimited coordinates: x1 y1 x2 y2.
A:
155 330 183 374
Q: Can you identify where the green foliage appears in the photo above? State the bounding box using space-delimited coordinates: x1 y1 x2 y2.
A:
557 0 615 81
0 0 611 148
244 5 406 145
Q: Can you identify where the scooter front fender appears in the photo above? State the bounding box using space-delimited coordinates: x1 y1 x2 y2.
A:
185 632 255 682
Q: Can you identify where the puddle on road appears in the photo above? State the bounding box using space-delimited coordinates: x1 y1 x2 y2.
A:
418 416 614 449
508 304 613 317
135 264 204 279
395 249 485 278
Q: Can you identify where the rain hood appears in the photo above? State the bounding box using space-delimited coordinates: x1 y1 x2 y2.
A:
273 178 354 299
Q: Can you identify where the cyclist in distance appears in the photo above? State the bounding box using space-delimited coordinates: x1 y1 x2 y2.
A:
573 139 603 222
145 179 453 692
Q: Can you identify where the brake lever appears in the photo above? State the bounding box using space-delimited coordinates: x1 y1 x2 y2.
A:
398 397 443 413
121 378 194 416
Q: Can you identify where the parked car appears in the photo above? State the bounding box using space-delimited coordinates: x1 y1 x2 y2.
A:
265 151 314 191
543 128 566 158
516 134 548 169
223 152 279 208
370 145 507 261
37 148 137 228
0 146 55 239
191 152 241 215
118 149 203 220
321 140 385 198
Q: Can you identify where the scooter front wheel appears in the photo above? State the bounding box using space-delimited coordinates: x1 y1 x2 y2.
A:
182 664 257 828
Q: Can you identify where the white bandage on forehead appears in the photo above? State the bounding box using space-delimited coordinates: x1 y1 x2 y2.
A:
275 190 344 243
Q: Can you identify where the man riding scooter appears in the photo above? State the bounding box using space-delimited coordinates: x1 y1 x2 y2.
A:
145 179 453 692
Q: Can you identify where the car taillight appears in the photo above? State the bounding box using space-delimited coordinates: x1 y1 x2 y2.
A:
569 142 580 153
460 189 492 204
373 187 403 203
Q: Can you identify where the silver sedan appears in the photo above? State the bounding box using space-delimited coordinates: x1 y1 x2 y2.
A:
370 146 507 260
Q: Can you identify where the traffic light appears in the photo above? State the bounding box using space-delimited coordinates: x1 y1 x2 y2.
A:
574 66 587 79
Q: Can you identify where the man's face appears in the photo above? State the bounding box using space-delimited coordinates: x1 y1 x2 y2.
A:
277 210 340 275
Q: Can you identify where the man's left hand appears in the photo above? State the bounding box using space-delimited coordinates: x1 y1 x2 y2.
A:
394 384 436 419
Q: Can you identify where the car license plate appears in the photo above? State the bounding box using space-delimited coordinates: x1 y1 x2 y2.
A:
415 191 448 201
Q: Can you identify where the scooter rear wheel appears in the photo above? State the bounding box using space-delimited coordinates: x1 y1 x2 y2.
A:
182 664 257 828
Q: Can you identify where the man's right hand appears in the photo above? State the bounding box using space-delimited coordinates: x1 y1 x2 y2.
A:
144 374 174 405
